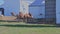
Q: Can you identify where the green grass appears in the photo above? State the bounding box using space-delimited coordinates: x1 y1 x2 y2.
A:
0 22 60 34
0 22 56 27
0 26 60 34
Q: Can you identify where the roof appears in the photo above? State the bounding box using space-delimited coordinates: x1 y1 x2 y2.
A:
29 0 45 7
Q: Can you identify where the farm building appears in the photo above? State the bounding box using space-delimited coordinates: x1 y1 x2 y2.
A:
0 0 60 24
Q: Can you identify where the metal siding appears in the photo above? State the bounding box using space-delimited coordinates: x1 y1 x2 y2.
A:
56 0 60 24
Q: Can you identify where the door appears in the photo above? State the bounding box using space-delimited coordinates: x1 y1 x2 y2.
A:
0 8 4 16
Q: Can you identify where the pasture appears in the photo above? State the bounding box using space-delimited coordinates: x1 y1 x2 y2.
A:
0 22 60 34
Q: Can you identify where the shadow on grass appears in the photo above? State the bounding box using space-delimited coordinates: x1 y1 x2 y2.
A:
0 20 60 27
0 24 60 27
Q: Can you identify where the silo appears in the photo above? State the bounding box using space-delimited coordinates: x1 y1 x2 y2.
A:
45 0 56 24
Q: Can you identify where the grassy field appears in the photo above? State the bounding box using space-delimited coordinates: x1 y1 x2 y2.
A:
0 22 60 34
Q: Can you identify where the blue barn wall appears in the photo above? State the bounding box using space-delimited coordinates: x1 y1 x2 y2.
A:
56 0 60 24
0 0 20 16
29 6 45 18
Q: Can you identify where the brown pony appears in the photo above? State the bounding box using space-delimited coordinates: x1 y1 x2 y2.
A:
24 13 32 18
17 12 24 19
17 12 33 19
